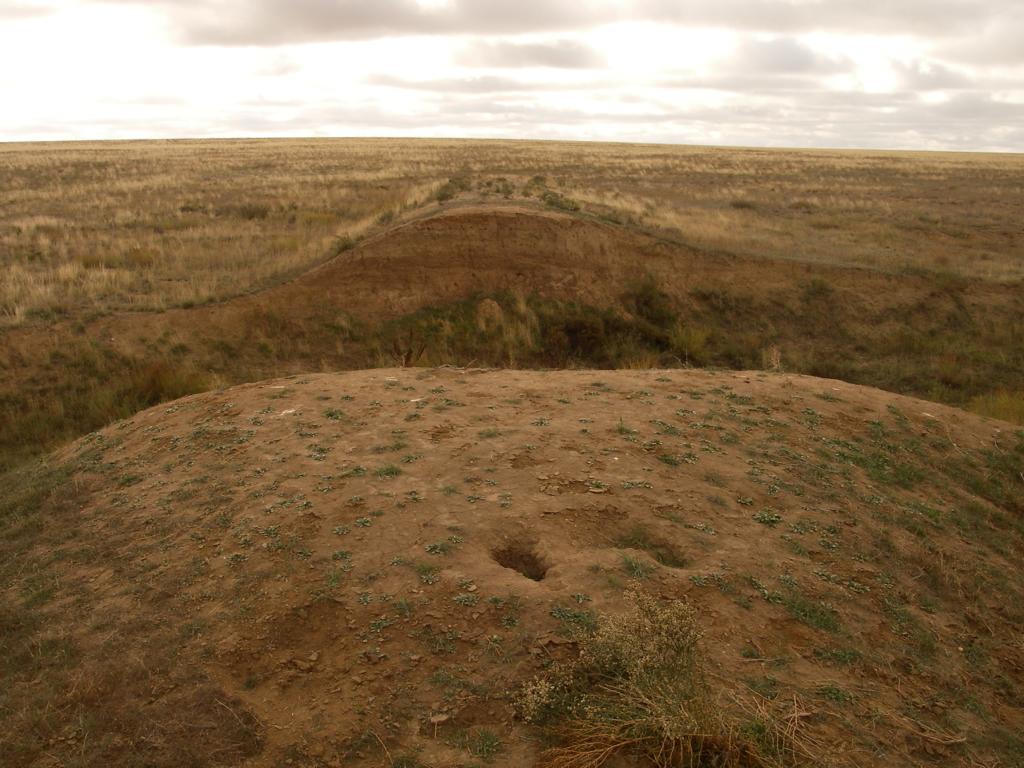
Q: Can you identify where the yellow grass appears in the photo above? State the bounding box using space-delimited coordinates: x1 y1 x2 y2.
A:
2 138 1022 325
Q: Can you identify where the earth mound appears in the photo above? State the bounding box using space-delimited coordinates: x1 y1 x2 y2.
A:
1 203 1021 476
4 368 1023 767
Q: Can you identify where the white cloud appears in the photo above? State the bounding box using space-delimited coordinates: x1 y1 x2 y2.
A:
0 1 1021 150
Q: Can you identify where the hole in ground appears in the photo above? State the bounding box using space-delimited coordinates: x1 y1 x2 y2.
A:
492 541 548 581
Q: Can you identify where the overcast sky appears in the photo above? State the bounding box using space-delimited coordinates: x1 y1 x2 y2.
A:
1 0 1022 150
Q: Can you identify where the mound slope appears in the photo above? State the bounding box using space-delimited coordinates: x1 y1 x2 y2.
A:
3 368 1022 767
2 202 1019 367
1 203 1022 471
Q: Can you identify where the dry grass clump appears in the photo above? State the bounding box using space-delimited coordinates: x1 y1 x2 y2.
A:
517 591 811 768
968 390 1024 424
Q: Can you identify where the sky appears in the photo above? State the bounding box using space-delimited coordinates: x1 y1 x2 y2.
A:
1 0 1022 151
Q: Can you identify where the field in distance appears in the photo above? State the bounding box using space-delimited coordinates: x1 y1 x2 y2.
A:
0 139 1022 472
2 138 1022 324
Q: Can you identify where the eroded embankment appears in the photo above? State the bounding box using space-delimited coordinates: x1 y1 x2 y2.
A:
1 204 1021 469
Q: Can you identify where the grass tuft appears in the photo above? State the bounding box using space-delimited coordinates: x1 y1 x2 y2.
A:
518 591 809 767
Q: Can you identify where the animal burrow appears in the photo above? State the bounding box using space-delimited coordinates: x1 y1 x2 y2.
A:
491 541 548 581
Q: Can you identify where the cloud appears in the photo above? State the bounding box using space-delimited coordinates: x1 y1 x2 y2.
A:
366 74 547 93
8 87 1022 150
5 0 1022 150
0 1 54 20
636 0 1000 38
365 73 594 93
457 40 606 69
891 60 973 90
661 74 833 93
936 6 1024 65
107 0 1023 46
659 37 852 92
124 0 601 46
725 37 848 75
257 54 302 78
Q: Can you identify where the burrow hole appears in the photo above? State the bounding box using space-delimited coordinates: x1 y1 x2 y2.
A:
492 541 548 581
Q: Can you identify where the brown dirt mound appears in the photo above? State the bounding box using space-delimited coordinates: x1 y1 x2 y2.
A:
3 202 1017 363
4 367 1022 767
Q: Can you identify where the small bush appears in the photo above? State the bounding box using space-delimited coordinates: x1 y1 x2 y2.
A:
517 592 804 767
125 359 207 409
541 191 581 212
436 174 472 202
222 203 269 220
330 235 357 257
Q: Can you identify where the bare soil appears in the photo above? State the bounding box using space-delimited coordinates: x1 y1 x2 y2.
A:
5 366 1022 767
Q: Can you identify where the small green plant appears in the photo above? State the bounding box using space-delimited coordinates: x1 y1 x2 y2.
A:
753 510 783 527
420 627 459 655
622 554 655 579
550 604 597 634
415 563 440 584
817 683 854 704
622 480 652 489
468 728 502 762
745 675 780 700
814 647 861 665
376 464 401 479
782 592 840 633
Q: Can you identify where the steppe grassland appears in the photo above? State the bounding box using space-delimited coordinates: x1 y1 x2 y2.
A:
2 139 1022 324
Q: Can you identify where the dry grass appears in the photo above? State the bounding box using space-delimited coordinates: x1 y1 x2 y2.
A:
2 139 1022 324
518 591 817 768
0 139 1021 473
968 390 1024 423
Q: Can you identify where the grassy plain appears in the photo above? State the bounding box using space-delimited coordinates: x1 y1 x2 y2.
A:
0 139 1022 473
3 138 1022 324
1 139 1023 767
